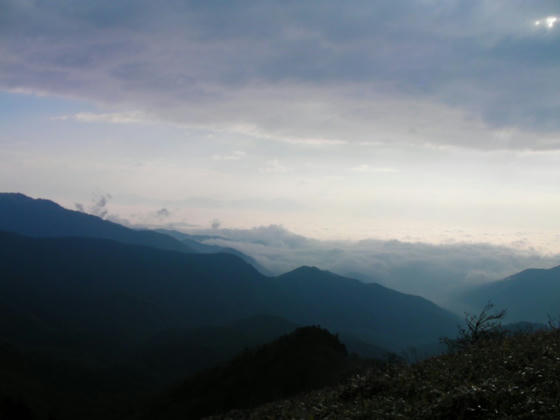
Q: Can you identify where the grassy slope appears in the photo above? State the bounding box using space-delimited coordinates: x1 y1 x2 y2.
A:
220 330 560 419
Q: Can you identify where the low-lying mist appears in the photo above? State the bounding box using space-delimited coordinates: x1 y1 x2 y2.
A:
185 225 560 310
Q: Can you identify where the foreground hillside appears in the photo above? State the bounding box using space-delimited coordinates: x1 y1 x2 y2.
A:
218 330 560 419
146 327 376 419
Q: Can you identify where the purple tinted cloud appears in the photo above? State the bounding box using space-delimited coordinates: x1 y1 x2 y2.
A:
2 0 560 149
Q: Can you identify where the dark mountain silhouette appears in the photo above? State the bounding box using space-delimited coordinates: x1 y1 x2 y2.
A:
0 193 268 275
134 315 301 385
461 265 560 323
0 231 265 349
145 326 366 420
269 266 459 350
136 315 392 386
156 228 271 275
0 195 461 419
0 192 193 253
0 231 458 354
0 310 306 420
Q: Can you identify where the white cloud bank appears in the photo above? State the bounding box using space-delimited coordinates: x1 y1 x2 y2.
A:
187 225 560 308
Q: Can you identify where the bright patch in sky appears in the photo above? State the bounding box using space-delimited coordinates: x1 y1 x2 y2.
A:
4 1 560 254
535 16 558 29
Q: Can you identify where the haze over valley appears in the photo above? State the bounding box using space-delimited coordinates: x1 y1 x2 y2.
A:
2 1 560 418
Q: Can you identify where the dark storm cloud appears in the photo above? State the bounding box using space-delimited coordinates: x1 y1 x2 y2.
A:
2 0 560 148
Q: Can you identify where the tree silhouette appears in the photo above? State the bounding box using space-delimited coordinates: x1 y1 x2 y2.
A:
442 302 507 352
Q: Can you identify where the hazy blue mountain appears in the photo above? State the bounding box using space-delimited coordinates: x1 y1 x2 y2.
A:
0 231 458 354
0 232 264 343
0 193 193 253
0 230 460 419
187 225 560 307
460 265 560 323
0 193 276 276
156 228 271 275
269 266 459 350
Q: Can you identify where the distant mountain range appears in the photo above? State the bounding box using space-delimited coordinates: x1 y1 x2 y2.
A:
2 191 560 419
0 193 192 252
0 192 464 419
0 192 461 351
460 265 560 323
156 228 270 275
0 230 458 352
0 193 265 270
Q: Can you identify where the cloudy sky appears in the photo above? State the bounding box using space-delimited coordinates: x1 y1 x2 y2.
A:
2 0 560 252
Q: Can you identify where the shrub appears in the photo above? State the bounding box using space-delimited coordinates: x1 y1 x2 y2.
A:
442 302 507 352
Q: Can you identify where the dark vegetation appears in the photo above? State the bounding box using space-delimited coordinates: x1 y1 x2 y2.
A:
146 326 377 419
0 323 379 420
218 321 560 418
441 302 507 353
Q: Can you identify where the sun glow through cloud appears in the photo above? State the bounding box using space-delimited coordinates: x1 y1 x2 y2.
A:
534 16 558 29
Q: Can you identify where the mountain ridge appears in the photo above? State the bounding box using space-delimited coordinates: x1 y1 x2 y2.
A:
460 263 560 323
0 230 458 352
0 192 194 253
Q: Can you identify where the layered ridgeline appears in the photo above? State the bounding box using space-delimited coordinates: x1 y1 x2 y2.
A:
0 193 191 253
0 193 263 270
0 231 458 353
156 228 270 275
145 326 376 420
0 192 460 419
0 192 459 352
460 265 560 323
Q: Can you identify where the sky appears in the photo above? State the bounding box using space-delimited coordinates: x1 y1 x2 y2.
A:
2 0 560 253
184 224 560 306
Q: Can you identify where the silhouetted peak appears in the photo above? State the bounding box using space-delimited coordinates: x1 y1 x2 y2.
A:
0 192 200 254
0 192 31 200
153 325 351 418
290 265 323 274
283 326 348 355
279 265 345 284
0 192 65 210
1 192 37 203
